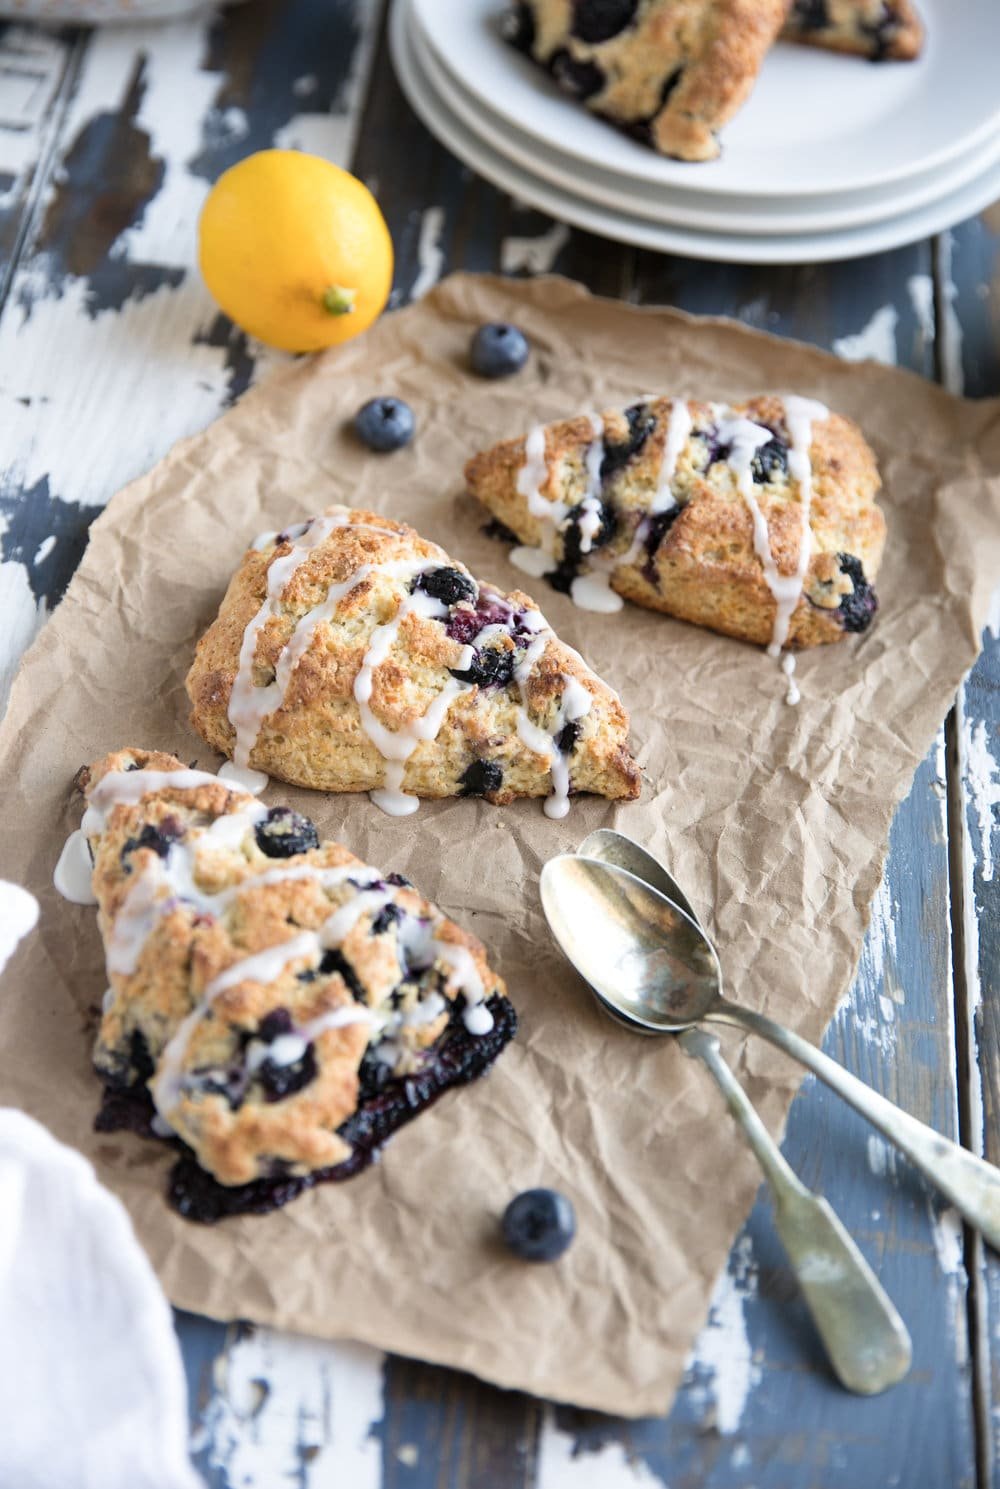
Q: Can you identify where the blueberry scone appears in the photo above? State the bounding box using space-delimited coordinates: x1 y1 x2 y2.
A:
186 505 639 819
781 0 924 60
465 395 885 652
505 0 791 161
75 748 517 1221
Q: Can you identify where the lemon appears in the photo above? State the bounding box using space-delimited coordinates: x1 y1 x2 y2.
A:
198 149 394 354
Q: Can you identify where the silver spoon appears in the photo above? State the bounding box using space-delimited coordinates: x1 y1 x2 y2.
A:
573 831 912 1395
541 851 1000 1254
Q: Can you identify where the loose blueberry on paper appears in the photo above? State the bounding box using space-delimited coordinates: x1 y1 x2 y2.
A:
502 1188 576 1261
255 807 319 859
470 323 530 379
354 397 415 452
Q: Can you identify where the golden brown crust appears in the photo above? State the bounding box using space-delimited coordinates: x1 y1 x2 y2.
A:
85 748 510 1187
465 395 886 650
781 0 924 60
186 505 640 808
515 0 789 161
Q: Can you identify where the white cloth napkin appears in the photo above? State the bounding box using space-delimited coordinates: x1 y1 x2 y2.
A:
0 1109 204 1489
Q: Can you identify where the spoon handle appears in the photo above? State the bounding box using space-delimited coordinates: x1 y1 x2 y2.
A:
714 1003 1000 1249
681 1029 911 1395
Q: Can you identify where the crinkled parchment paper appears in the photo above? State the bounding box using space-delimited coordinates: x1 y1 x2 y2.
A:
2 274 999 1417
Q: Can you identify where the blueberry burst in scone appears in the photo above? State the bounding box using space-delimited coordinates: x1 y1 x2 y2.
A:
465 395 886 652
186 505 639 819
781 1 924 60
505 0 790 161
79 749 518 1222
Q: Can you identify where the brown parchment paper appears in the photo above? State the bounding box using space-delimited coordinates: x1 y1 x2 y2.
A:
2 274 1000 1418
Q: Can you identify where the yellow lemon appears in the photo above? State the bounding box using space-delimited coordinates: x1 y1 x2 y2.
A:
198 149 394 354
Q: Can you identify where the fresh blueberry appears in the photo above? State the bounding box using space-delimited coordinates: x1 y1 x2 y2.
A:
571 0 638 43
470 323 530 379
354 397 415 453
502 1188 576 1262
451 646 515 689
254 806 319 859
836 553 879 633
461 759 504 797
502 0 536 52
415 566 478 607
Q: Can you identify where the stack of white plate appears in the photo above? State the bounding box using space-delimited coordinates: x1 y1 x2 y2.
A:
392 0 1000 265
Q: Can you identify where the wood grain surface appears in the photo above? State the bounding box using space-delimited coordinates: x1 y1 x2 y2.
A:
0 2 996 1485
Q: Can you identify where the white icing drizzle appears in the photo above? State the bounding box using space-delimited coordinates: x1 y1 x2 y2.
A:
512 621 594 820
776 394 829 657
782 653 801 706
620 399 693 569
54 829 96 904
510 544 551 579
716 396 827 697
517 423 564 530
0 881 39 976
217 761 268 794
569 570 623 613
81 768 226 836
352 574 472 817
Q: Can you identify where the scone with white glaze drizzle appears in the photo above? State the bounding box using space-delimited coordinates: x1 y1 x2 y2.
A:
77 748 517 1222
466 395 885 653
186 505 639 819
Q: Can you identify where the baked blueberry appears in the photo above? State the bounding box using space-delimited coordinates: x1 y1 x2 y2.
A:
318 947 367 1003
502 1188 577 1262
445 593 514 645
255 807 319 859
502 0 536 53
792 0 829 27
414 566 478 607
354 397 415 453
470 323 530 379
600 403 656 484
550 49 605 99
460 759 504 797
258 1044 317 1103
372 902 403 935
836 553 879 633
570 0 638 44
751 436 789 484
561 498 616 571
451 646 515 689
120 817 184 866
257 1008 294 1042
554 719 581 755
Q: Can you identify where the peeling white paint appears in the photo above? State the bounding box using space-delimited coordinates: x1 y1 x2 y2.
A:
832 304 898 366
396 1442 419 1468
0 27 67 201
986 586 1000 642
411 205 444 299
32 534 55 565
198 1327 384 1489
685 1232 760 1436
500 221 569 276
928 1203 969 1370
937 232 965 395
0 550 46 717
536 1406 665 1488
847 871 900 1055
963 718 1000 884
906 273 935 345
866 1134 895 1178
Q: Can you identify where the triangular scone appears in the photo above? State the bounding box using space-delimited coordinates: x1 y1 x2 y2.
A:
781 0 923 59
506 0 789 161
186 506 639 817
465 395 886 652
78 748 517 1220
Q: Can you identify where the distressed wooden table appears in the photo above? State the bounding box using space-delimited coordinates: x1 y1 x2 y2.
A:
1 3 997 1485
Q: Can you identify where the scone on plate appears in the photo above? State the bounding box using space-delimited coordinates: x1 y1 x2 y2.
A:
186 505 639 819
506 0 790 161
465 394 886 652
78 748 517 1221
781 0 924 60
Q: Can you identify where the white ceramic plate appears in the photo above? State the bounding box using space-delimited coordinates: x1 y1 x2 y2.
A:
392 0 1000 265
412 11 1000 235
413 0 1000 199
